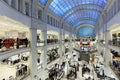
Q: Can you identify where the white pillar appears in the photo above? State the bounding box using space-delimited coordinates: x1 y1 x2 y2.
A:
62 30 65 55
104 30 112 66
31 0 37 18
43 8 47 23
97 33 102 55
59 31 63 64
41 30 47 69
40 31 44 43
28 0 32 16
40 30 48 80
29 28 37 80
21 0 25 14
69 33 73 54
14 0 18 10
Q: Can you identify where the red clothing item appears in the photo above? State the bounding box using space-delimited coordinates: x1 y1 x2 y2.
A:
3 39 15 49
80 42 82 46
87 42 90 46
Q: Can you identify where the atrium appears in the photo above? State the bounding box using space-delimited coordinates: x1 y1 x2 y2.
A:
0 0 120 80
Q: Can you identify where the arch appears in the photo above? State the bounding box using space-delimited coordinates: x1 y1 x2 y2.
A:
73 20 96 28
64 8 102 19
63 4 103 18
72 18 97 26
75 24 95 33
65 11 100 24
49 0 107 17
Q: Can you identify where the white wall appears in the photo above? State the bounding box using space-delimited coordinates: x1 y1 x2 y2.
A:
0 1 31 27
107 11 120 28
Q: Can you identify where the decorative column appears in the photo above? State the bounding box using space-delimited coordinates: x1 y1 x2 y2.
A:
97 33 101 55
97 16 103 55
14 0 18 10
58 30 63 65
21 0 25 14
69 33 73 54
31 0 37 19
41 30 47 69
28 0 32 16
40 30 48 80
74 33 76 44
62 29 65 56
29 28 37 80
104 30 112 66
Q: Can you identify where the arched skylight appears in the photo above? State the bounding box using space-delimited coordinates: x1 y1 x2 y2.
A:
39 0 108 37
48 0 107 29
49 0 107 17
65 11 100 25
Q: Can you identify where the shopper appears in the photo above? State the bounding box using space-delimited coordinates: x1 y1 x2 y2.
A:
16 38 19 49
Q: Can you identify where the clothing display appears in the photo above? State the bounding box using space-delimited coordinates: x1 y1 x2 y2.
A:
47 48 59 64
16 64 28 76
47 39 58 44
16 38 29 49
0 37 29 52
64 39 69 42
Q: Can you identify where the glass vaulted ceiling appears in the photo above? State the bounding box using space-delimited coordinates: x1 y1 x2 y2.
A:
39 0 108 37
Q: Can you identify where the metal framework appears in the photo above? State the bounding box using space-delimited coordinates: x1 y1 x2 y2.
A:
73 21 96 28
72 18 97 26
64 10 101 20
76 24 95 32
63 4 103 19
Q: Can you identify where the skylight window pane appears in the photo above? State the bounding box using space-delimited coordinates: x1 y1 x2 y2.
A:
49 0 107 17
39 0 48 5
